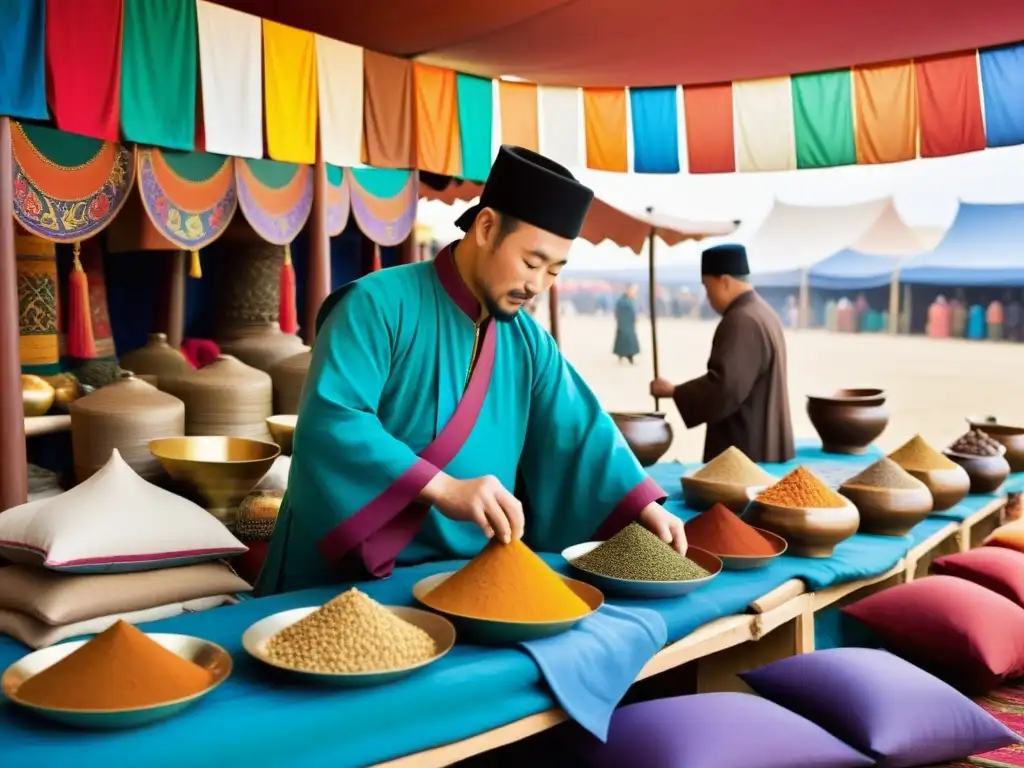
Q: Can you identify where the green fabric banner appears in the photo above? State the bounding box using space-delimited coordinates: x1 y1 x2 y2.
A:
121 0 197 151
791 71 856 169
456 73 493 182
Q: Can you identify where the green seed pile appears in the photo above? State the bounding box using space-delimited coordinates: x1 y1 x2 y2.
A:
265 588 437 674
843 458 923 491
572 523 711 582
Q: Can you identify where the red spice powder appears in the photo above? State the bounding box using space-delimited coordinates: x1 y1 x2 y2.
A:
684 503 777 556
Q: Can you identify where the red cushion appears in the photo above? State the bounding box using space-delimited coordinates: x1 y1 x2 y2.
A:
843 575 1024 693
931 547 1024 608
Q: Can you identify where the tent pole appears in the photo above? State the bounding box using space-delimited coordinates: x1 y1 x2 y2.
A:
646 211 660 412
548 284 561 346
888 269 901 334
798 270 810 329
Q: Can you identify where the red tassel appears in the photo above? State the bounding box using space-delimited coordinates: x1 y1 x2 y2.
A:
371 244 382 273
67 243 96 359
279 243 298 334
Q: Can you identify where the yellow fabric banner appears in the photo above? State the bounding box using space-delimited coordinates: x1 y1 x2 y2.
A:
263 19 318 164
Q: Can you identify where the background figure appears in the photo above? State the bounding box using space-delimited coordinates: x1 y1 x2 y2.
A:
967 302 986 340
784 294 799 328
987 298 1005 341
1006 293 1023 341
927 295 951 338
613 284 640 364
950 293 967 338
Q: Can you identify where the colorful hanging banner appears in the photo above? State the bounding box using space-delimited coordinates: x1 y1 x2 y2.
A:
0 0 47 120
979 43 1024 148
791 70 856 169
15 234 60 375
499 81 539 152
540 86 582 169
683 84 735 174
413 63 462 176
234 158 314 244
79 239 116 361
456 74 493 182
734 77 797 172
347 168 417 246
316 35 364 168
583 88 628 173
137 148 237 251
629 87 679 174
11 122 135 242
262 19 318 165
853 61 918 165
915 52 985 158
363 51 414 169
326 164 351 237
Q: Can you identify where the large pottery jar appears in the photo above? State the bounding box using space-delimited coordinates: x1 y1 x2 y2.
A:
269 350 311 414
118 333 193 390
70 372 185 482
806 388 889 455
163 355 273 440
214 240 308 372
609 412 673 466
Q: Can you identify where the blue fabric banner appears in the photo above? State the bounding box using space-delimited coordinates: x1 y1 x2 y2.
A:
979 43 1024 148
629 86 680 173
0 0 48 119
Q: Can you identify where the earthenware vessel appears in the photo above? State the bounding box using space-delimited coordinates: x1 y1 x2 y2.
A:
269 351 311 414
944 448 1010 495
900 465 970 511
162 355 273 440
609 412 672 466
743 491 860 558
966 416 1024 473
806 388 888 455
118 333 193 389
680 474 775 514
838 481 933 537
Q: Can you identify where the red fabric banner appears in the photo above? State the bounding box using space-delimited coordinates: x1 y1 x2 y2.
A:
683 83 735 174
45 0 123 141
915 51 986 159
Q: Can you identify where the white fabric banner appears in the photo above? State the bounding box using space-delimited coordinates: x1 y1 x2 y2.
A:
734 77 797 172
196 1 264 159
540 86 582 167
316 35 364 168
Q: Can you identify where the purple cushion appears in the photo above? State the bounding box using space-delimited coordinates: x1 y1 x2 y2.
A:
740 648 1020 768
582 692 873 768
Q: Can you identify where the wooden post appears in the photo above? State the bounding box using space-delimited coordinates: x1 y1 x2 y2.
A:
888 270 900 334
166 250 186 348
548 284 561 346
0 117 28 510
397 234 416 265
306 152 331 346
798 271 811 329
646 212 660 411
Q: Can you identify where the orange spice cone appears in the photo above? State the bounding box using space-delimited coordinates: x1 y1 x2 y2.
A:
66 242 96 359
189 250 202 279
279 243 298 334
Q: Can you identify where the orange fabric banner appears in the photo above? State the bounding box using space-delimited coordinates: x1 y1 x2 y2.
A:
915 52 985 159
499 81 539 151
853 61 918 164
583 88 628 172
413 63 462 176
682 84 735 174
363 51 414 168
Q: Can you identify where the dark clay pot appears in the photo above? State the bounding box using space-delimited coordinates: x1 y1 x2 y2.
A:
806 388 889 455
966 417 1024 473
609 412 673 467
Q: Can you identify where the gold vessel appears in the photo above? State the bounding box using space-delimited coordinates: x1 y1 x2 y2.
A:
21 375 55 417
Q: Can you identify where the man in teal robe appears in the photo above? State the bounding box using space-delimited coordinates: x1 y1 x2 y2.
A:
257 146 684 595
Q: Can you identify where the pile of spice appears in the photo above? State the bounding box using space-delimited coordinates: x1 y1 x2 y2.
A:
691 446 776 486
755 466 848 509
266 589 437 674
571 522 711 581
684 503 777 556
424 539 591 622
16 621 212 710
842 458 924 490
889 434 957 471
949 430 1003 457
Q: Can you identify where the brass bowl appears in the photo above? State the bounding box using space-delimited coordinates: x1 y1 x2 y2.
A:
149 436 281 527
42 373 80 411
901 465 970 511
839 482 934 537
966 417 1024 473
680 474 776 514
609 412 673 466
21 374 55 417
806 388 888 455
266 415 297 456
743 493 860 558
944 449 1011 495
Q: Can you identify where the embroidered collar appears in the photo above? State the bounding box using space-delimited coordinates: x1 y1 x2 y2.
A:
434 242 482 321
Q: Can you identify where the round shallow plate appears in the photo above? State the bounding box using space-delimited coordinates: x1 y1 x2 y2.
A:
561 543 722 598
412 573 603 645
713 527 788 571
242 605 455 686
1 633 230 729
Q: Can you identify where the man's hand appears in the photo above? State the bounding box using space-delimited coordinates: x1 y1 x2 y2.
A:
650 377 675 399
421 473 525 544
637 502 687 555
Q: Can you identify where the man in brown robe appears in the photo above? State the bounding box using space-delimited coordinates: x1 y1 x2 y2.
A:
650 243 795 463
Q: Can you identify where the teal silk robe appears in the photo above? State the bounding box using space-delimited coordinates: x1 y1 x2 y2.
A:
256 245 666 595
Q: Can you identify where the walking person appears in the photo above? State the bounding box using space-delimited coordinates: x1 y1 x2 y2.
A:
613 284 641 364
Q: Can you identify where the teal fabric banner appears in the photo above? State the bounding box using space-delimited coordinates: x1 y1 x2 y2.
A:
456 73 493 182
0 0 48 119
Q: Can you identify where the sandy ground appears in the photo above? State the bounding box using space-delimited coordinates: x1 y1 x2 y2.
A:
544 313 1024 464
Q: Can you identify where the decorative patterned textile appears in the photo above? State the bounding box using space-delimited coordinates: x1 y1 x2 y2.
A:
347 168 417 247
234 158 313 245
15 234 60 375
325 164 351 237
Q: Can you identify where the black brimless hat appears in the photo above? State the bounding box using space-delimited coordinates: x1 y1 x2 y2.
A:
454 145 595 240
701 243 750 277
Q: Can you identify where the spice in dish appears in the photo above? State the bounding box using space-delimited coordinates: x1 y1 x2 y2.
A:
684 503 777 556
756 466 848 509
572 522 711 581
424 539 591 622
888 434 956 471
265 588 437 674
16 620 212 710
949 430 1004 458
692 446 776 486
842 458 923 491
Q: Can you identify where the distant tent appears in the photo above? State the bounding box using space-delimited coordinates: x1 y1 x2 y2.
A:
900 202 1024 286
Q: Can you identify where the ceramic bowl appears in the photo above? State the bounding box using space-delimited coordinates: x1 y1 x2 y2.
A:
838 481 934 537
266 414 297 456
742 491 860 558
899 464 971 511
806 388 889 455
242 606 454 687
966 417 1024 473
944 448 1011 495
561 543 722 596
609 412 673 466
413 573 603 645
680 474 776 514
709 528 788 571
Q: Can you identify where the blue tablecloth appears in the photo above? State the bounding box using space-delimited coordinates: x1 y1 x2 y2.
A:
0 440 1016 768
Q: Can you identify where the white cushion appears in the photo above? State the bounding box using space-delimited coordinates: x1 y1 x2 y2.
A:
0 450 247 573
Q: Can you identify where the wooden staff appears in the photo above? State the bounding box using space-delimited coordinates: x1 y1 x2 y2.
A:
646 207 660 412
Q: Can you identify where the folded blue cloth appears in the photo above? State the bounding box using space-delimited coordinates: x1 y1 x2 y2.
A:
520 604 667 741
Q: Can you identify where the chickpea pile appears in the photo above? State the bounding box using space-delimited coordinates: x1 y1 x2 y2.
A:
265 588 438 674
